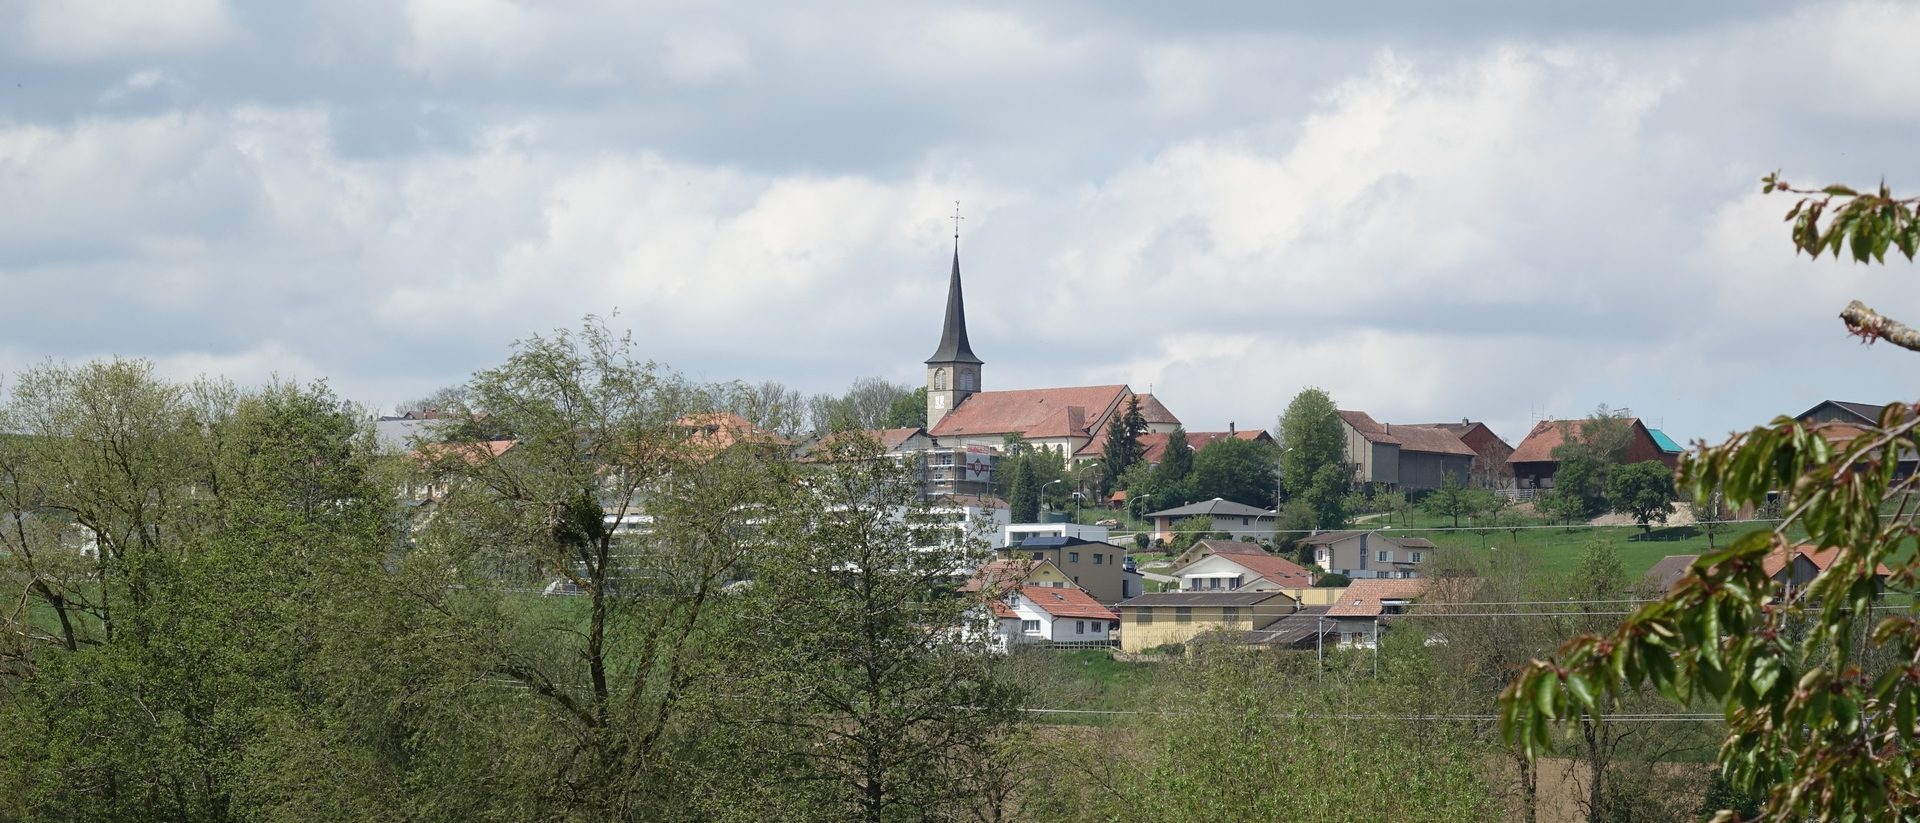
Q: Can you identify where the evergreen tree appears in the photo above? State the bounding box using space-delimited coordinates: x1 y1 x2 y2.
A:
1008 456 1039 523
1151 426 1195 502
1099 395 1148 494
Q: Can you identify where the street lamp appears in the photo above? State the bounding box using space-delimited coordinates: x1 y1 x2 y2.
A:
1132 492 1152 540
1043 479 1063 519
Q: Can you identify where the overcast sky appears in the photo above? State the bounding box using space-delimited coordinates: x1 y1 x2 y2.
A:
5 0 1920 445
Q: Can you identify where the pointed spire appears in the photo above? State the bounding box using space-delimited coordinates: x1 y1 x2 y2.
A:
927 207 982 366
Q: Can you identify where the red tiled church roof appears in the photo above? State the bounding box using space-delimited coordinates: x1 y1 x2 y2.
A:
928 385 1131 439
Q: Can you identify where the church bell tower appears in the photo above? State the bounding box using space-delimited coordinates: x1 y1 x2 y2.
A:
926 213 981 429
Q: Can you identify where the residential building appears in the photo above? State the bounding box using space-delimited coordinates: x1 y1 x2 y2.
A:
1795 400 1890 426
1003 522 1110 548
1326 578 1425 648
1644 546 1891 599
1144 498 1277 542
961 558 1076 593
988 585 1121 647
1174 551 1315 592
1337 410 1476 492
1507 416 1679 490
1299 530 1434 579
997 535 1141 603
1170 538 1267 569
1414 420 1515 489
1114 590 1298 653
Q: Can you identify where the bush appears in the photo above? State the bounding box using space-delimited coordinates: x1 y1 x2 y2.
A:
1314 572 1352 588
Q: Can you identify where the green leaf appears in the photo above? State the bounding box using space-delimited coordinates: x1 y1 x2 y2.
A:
1565 672 1597 710
1749 654 1782 701
1534 670 1559 718
1823 185 1859 196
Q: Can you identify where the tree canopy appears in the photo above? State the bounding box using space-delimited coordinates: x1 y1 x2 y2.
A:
1503 177 1920 821
1278 389 1348 530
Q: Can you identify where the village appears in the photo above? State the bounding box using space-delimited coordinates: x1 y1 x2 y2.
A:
372 246 1898 667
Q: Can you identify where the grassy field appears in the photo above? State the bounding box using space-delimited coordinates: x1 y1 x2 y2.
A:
1405 522 1767 579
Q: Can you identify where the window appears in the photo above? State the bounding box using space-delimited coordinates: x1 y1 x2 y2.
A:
1021 620 1040 634
933 369 947 390
959 369 975 390
1069 551 1080 563
1222 607 1241 623
1031 552 1044 561
1377 550 1391 562
1093 553 1104 565
1176 607 1193 624
1242 517 1250 525
1317 548 1328 562
1075 620 1085 634
1411 551 1424 563
1135 607 1153 625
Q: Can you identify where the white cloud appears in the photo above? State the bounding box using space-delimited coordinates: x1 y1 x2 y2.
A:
659 29 754 86
6 0 1920 438
15 0 235 63
400 0 548 79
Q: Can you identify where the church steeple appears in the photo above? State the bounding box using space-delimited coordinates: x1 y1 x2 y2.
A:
926 203 982 429
925 246 982 366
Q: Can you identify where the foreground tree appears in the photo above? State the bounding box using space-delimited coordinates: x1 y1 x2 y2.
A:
1504 176 1920 821
725 435 1022 822
416 318 783 819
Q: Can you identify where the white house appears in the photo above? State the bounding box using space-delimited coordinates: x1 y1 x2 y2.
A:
988 585 1121 648
1299 530 1435 580
1003 521 1109 548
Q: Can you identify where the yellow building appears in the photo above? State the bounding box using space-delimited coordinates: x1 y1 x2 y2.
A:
1115 591 1297 653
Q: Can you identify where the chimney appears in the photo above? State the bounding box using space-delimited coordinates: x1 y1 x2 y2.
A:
1462 417 1470 425
1229 421 1236 434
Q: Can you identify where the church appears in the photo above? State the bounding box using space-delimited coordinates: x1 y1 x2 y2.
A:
919 240 1182 462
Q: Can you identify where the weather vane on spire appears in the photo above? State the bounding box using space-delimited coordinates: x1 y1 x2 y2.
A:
951 201 963 243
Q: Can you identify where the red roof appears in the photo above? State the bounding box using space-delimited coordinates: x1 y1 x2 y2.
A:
1220 551 1317 588
1327 579 1426 617
1509 417 1654 464
1762 544 1894 578
1019 585 1120 621
928 385 1131 439
676 412 793 452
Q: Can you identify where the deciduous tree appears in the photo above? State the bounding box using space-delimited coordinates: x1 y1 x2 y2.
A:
1606 460 1676 534
1504 176 1920 821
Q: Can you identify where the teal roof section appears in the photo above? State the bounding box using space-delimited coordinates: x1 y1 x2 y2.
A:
1647 428 1683 454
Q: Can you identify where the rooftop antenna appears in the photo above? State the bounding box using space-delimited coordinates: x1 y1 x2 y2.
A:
951 200 963 249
